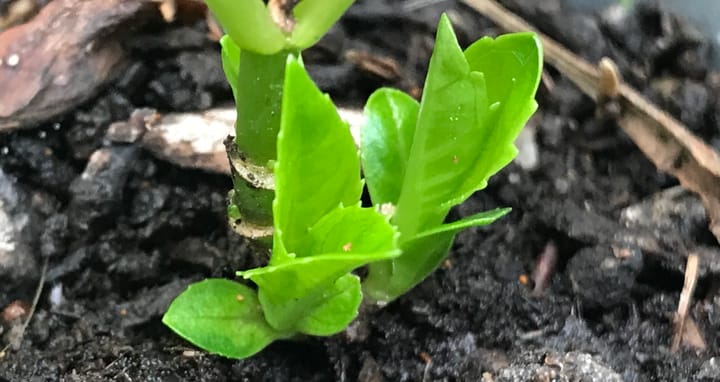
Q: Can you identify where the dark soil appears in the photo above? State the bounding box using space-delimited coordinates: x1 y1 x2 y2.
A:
2 0 720 381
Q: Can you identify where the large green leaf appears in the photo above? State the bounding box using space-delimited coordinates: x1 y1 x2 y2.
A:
162 279 287 359
273 56 362 260
240 205 399 332
361 88 419 205
449 32 542 209
391 14 493 238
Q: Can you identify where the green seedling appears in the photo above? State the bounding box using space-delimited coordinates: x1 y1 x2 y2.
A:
163 56 400 359
362 15 542 302
163 1 542 360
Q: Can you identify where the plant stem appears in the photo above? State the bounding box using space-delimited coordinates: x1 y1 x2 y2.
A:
235 50 288 165
227 50 291 242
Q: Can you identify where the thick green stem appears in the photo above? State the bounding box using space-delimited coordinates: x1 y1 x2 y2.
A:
235 51 288 165
227 51 291 243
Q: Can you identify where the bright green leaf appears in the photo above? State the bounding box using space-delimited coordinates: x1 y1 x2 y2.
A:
240 205 399 332
364 231 455 302
273 56 362 260
415 208 511 239
364 208 509 301
303 204 398 256
450 32 542 208
162 279 287 359
361 88 418 205
289 0 355 50
296 273 362 336
392 14 492 237
205 0 285 55
240 251 399 332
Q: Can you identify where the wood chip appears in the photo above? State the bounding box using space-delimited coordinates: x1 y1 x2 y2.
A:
135 106 365 174
0 0 150 130
345 50 404 81
154 0 176 22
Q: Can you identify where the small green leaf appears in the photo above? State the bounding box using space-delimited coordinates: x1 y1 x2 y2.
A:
361 88 418 205
240 250 398 332
415 208 511 239
205 0 285 55
296 273 362 336
162 279 287 359
289 0 355 50
363 208 510 301
273 56 362 260
240 205 399 332
364 231 455 302
303 204 399 256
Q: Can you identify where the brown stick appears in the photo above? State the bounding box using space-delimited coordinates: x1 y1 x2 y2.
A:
672 254 700 351
462 0 720 242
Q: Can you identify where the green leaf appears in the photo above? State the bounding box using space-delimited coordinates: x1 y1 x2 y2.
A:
289 0 355 50
303 204 399 256
364 231 455 302
450 32 542 209
392 14 492 237
361 88 418 205
205 0 285 55
364 208 509 301
296 273 362 336
240 205 399 332
273 56 362 260
162 279 287 359
415 208 510 239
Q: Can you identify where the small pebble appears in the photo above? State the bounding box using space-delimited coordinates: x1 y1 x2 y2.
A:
6 54 19 67
2 300 30 322
49 283 63 307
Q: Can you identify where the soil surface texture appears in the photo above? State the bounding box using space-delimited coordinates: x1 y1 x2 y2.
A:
2 0 720 381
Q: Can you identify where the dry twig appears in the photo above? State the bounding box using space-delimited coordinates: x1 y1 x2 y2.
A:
671 254 703 352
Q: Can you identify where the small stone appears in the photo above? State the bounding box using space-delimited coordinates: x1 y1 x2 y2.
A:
697 357 720 379
358 356 384 382
68 146 139 231
1 300 30 322
6 54 19 67
0 169 39 283
514 124 539 170
567 245 642 308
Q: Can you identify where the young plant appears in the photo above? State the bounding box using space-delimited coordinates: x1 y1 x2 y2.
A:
163 56 400 359
361 15 542 302
163 1 543 360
